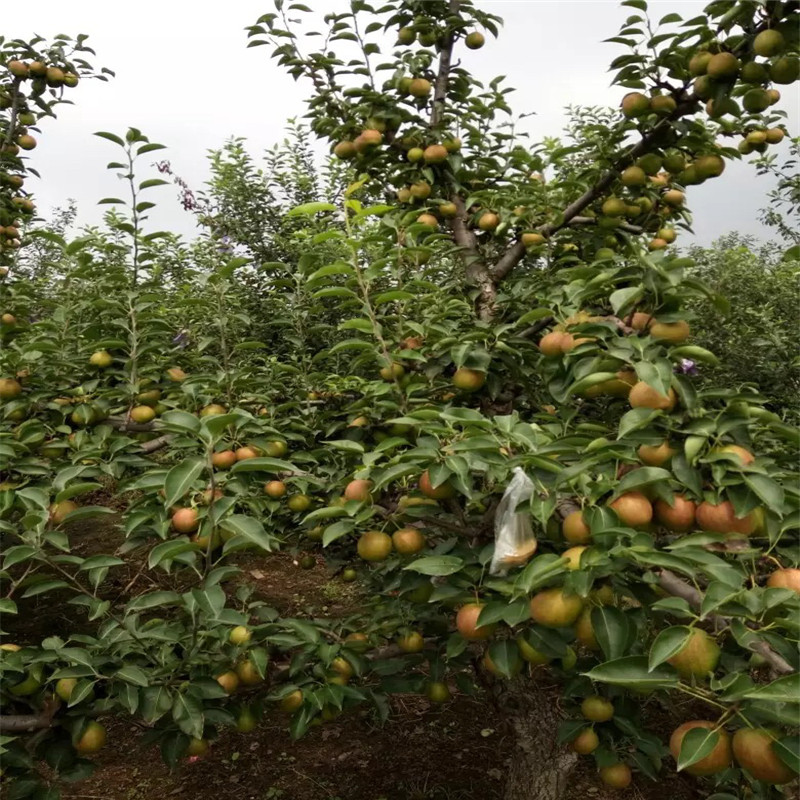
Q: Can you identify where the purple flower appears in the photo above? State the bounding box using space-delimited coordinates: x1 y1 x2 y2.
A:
181 189 197 211
677 358 698 376
172 329 189 349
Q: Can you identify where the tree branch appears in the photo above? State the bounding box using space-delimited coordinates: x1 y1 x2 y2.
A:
569 216 643 235
489 92 700 283
106 416 160 433
430 0 460 128
555 499 581 521
106 416 175 454
0 713 54 732
518 316 555 340
0 696 59 732
450 195 496 320
3 78 23 147
139 434 174 454
657 570 795 675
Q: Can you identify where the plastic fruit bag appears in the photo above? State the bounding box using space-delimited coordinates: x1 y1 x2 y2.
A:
490 466 537 575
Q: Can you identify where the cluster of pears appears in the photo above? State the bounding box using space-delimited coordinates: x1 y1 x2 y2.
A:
329 20 486 232
4 59 80 90
669 720 797 784
0 645 108 755
688 27 798 119
537 305 690 408
0 221 22 251
597 148 692 250
395 15 485 51
0 61 64 259
339 477 428 563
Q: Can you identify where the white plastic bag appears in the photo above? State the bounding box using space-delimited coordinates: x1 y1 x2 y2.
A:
490 467 537 575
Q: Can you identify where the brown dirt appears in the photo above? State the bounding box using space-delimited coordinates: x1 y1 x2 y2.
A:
62 695 510 800
8 506 706 800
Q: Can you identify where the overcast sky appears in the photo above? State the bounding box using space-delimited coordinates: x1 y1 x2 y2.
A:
5 0 797 246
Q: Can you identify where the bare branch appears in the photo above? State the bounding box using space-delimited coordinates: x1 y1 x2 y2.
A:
3 78 23 147
489 93 700 283
0 713 53 732
517 316 555 340
555 499 581 521
139 434 174 454
450 196 496 320
657 570 794 675
491 240 526 282
430 0 460 128
569 216 643 235
106 416 159 433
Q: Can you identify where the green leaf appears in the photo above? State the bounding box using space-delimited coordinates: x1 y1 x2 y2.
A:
519 625 567 658
774 735 800 775
0 598 17 615
17 487 49 509
373 290 414 305
322 519 355 546
742 674 800 703
55 482 103 503
172 692 204 739
287 201 337 216
329 338 373 353
114 665 149 687
338 318 373 333
94 130 125 146
742 474 784 514
137 143 167 155
610 286 643 315
284 619 321 644
126 591 181 612
60 506 116 525
69 679 97 707
303 506 348 524
78 555 125 571
700 581 740 618
669 346 719 366
159 410 200 434
516 554 567 593
140 685 173 724
567 372 618 397
230 457 296 474
584 655 678 689
591 606 631 660
4 546 38 569
22 580 70 597
613 466 672 496
486 640 520 678
403 556 464 576
322 439 364 453
635 359 672 397
649 626 692 671
148 538 198 569
220 515 275 552
163 456 205 508
516 308 552 325
678 727 720 772
138 178 168 190
617 408 659 438
191 585 226 617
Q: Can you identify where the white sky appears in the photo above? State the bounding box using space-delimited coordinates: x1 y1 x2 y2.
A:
5 0 798 245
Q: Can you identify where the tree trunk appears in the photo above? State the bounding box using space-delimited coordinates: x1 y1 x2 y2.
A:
500 682 579 800
500 678 626 800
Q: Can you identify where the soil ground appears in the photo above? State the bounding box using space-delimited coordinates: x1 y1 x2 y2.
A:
10 508 701 800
